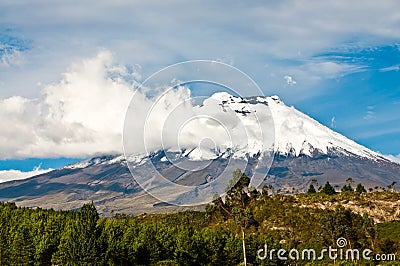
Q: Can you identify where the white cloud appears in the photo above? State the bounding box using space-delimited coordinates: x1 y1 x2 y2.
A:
1 1 399 99
266 60 367 101
124 90 274 160
363 106 376 120
0 51 134 159
0 167 53 183
363 111 375 120
302 61 366 80
0 51 271 160
380 64 400 72
0 46 25 68
284 75 296 86
330 116 336 128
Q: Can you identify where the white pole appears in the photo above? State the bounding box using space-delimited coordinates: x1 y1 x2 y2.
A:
242 229 247 266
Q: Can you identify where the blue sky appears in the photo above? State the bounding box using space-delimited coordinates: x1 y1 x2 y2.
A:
0 0 399 172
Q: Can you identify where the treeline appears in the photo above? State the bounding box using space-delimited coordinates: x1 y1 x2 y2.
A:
0 173 399 265
1 202 256 265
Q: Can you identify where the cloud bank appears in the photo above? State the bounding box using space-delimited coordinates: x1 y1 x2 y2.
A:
0 51 134 159
1 0 400 100
0 167 53 183
0 51 276 160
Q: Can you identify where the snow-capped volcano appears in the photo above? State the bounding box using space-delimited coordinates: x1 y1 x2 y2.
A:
0 92 398 214
134 91 388 163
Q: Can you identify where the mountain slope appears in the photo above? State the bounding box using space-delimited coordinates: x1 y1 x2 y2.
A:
266 95 384 160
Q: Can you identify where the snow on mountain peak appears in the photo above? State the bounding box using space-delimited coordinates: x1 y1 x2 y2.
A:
251 94 382 160
269 95 282 103
121 90 387 164
209 91 236 102
205 93 386 162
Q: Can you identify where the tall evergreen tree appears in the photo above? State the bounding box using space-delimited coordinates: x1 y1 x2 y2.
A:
341 184 354 192
52 203 104 265
10 223 34 265
224 169 253 266
307 184 317 194
0 219 10 265
321 181 337 195
356 183 367 194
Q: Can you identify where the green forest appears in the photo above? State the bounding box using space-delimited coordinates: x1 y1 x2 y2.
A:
0 170 399 265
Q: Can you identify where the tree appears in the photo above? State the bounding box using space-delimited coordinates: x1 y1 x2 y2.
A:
321 206 376 251
224 169 252 266
355 183 367 194
0 218 10 265
31 212 63 265
388 181 397 191
261 184 274 196
248 186 260 201
10 223 34 265
307 184 316 194
207 170 253 265
225 169 251 210
346 177 354 186
321 181 336 195
341 184 353 192
341 178 355 192
52 202 104 265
